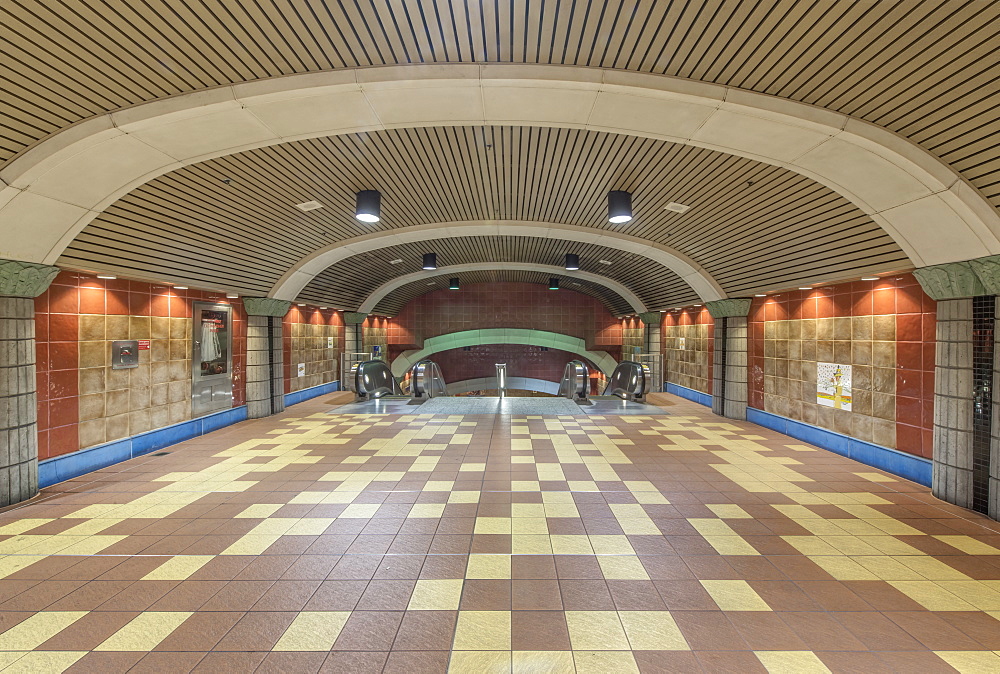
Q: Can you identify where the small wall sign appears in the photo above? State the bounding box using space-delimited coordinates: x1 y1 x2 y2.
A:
297 362 306 377
137 339 150 350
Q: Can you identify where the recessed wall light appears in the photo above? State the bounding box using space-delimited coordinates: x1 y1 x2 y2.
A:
226 293 238 298
297 303 306 307
665 202 690 213
320 306 328 309
295 200 323 212
798 287 812 290
96 274 116 279
173 286 188 290
755 294 766 297
861 277 880 281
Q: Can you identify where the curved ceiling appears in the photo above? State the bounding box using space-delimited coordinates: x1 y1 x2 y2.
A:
58 125 907 302
361 271 638 317
2 0 997 212
299 235 696 314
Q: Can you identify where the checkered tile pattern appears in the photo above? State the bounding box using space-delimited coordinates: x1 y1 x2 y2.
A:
0 392 999 672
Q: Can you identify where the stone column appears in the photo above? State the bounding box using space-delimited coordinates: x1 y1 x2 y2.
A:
915 257 998 515
243 298 291 419
992 295 1000 520
638 312 662 391
344 312 366 356
0 259 59 506
706 299 751 420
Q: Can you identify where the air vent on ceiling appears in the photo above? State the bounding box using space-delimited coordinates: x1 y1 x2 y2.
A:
598 259 612 265
665 202 690 213
295 200 324 212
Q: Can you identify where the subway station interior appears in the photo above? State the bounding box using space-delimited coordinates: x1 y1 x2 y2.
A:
1 1 999 672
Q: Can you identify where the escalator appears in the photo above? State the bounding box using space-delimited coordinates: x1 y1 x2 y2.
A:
602 360 651 403
559 360 592 404
409 359 448 402
349 359 403 401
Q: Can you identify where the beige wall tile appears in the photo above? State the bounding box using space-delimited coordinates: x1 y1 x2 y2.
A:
78 393 106 421
106 413 129 441
151 316 170 339
79 315 105 341
129 316 151 339
79 340 107 368
106 389 129 416
78 418 106 449
129 409 151 435
106 315 129 339
79 367 106 395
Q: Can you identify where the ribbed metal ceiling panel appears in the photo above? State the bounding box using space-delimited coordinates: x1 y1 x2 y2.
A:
59 126 908 302
2 0 997 206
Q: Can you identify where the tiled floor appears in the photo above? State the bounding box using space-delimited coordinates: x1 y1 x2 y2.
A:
2 392 1000 673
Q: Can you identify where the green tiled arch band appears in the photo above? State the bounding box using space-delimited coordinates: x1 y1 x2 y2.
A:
243 297 292 317
391 328 618 378
706 298 752 318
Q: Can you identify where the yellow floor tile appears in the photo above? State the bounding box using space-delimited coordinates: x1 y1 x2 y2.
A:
597 556 650 580
888 581 977 611
452 611 511 650
408 579 464 610
565 611 630 650
220 534 281 555
339 503 381 518
707 504 752 518
618 611 688 650
408 504 446 518
94 612 192 651
2 651 87 674
573 650 640 673
448 491 481 503
701 580 771 611
475 517 512 534
512 517 549 534
512 651 575 673
755 651 832 673
449 651 511 673
808 556 880 581
512 534 553 554
466 555 511 579
935 536 1000 555
141 555 213 581
588 535 635 555
934 651 1000 673
234 504 283 518
550 535 594 555
511 504 546 518
0 612 87 650
272 611 351 651
702 535 760 556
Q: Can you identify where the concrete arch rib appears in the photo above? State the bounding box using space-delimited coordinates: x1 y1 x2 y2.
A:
359 262 646 314
276 222 721 303
390 328 618 378
1 64 996 269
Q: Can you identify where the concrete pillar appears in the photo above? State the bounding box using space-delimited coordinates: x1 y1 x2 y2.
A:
638 312 662 391
706 299 751 420
915 256 999 516
0 259 59 506
991 295 1000 520
243 298 291 419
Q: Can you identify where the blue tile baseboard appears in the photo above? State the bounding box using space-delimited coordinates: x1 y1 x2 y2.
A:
665 382 712 407
746 407 932 487
284 380 341 406
39 405 249 488
39 380 345 490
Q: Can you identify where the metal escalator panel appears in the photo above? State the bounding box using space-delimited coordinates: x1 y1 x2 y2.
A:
353 360 402 400
603 360 650 402
410 360 448 400
559 360 591 403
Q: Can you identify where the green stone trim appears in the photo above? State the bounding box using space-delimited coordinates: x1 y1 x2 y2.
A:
344 312 368 325
913 262 984 300
243 297 292 317
0 259 60 298
706 298 751 318
637 312 661 325
968 254 1000 295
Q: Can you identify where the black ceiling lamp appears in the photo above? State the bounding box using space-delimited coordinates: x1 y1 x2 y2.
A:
355 190 381 223
565 253 580 270
422 253 438 270
449 277 460 290
549 277 560 290
608 190 633 224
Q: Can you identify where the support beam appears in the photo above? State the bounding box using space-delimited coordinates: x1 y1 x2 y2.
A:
0 259 59 505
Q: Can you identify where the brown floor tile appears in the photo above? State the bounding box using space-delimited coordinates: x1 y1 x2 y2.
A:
200 580 273 611
380 650 448 674
559 579 614 610
392 610 458 650
511 610 571 650
460 579 511 610
64 651 145 673
672 611 748 651
834 611 926 651
213 611 297 651
694 650 767 672
130 652 206 674
512 579 562 610
37 610 137 651
155 611 244 651
257 651 328 674
334 610 404 651
191 651 267 672
726 611 809 651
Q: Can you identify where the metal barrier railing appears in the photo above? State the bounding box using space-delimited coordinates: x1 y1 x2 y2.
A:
559 360 591 404
495 363 507 398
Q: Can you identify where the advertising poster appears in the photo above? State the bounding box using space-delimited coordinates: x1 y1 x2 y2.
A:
817 362 852 410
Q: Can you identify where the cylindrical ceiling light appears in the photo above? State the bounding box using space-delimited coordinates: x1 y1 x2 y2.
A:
608 190 633 224
422 253 437 270
449 278 460 290
548 277 560 290
355 190 381 223
565 253 580 270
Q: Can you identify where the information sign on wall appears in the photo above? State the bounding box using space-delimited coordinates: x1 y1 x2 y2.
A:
297 363 306 377
817 362 852 411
